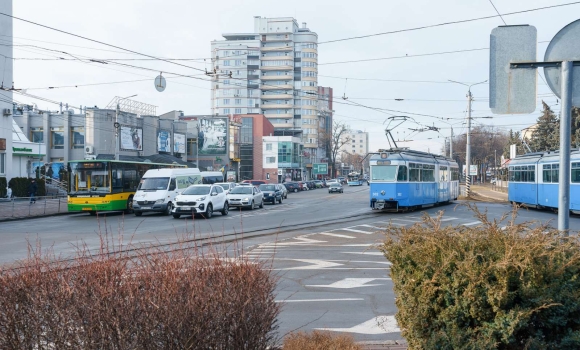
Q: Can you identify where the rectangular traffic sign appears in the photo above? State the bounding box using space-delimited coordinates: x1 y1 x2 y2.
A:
313 163 328 175
489 25 537 114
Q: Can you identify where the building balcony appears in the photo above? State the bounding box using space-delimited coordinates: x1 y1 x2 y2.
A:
261 84 293 90
269 121 294 129
260 75 292 81
261 93 293 99
261 103 294 109
260 65 294 71
261 46 293 52
264 113 293 119
263 36 293 42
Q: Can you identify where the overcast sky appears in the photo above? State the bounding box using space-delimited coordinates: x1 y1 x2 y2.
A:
9 0 580 154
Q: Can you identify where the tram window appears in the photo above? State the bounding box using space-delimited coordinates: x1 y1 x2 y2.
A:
409 168 420 182
572 163 580 183
397 165 408 181
421 169 434 182
451 168 459 181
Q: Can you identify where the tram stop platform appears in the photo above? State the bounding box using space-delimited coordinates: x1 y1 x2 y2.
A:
469 184 508 203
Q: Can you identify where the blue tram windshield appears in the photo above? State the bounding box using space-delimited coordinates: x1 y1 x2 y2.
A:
372 165 398 181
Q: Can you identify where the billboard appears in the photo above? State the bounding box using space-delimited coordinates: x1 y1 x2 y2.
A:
198 117 227 156
174 133 186 154
157 130 171 153
120 126 143 151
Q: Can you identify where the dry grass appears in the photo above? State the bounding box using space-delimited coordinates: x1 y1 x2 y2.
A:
0 235 280 349
283 330 362 350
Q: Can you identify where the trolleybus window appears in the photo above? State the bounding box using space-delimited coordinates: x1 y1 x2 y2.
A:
397 165 408 181
572 162 580 183
371 165 397 181
70 162 110 193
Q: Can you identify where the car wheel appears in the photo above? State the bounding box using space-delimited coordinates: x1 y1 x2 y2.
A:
249 200 254 210
221 202 229 216
205 204 213 218
124 197 134 214
134 211 142 217
165 202 173 216
294 188 298 193
259 199 264 208
173 214 180 219
278 197 282 204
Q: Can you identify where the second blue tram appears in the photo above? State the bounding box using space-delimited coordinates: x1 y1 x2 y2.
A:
369 149 460 212
508 149 580 213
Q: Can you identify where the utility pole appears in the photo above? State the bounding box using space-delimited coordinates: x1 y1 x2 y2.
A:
450 127 453 159
449 80 487 197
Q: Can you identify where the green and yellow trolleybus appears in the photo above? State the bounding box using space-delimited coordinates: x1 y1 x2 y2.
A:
67 160 186 215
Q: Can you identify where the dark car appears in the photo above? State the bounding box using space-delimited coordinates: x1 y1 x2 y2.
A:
337 177 347 185
328 183 343 193
305 181 316 190
284 182 300 193
258 184 283 204
242 180 267 187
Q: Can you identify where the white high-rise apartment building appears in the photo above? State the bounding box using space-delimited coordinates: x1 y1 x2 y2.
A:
340 130 370 156
211 17 320 161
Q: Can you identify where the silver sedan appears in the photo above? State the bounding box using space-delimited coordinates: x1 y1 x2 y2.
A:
227 185 264 210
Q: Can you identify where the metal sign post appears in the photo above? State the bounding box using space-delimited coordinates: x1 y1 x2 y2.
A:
490 20 580 233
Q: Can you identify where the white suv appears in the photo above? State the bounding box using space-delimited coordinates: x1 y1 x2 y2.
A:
172 184 228 219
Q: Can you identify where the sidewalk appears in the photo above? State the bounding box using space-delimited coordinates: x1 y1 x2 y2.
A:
0 196 69 221
469 184 508 202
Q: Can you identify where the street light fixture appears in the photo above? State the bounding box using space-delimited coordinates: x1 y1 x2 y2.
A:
115 94 138 160
448 80 487 196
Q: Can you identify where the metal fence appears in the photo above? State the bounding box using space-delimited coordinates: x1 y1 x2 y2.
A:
0 195 69 220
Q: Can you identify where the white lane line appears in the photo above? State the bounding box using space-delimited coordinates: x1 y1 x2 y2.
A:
316 315 400 334
342 251 384 256
275 298 364 303
462 221 481 226
440 217 458 222
341 244 375 247
306 278 391 289
319 232 356 239
358 224 385 230
341 228 374 234
390 218 422 223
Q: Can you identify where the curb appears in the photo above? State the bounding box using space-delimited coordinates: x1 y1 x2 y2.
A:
0 211 72 223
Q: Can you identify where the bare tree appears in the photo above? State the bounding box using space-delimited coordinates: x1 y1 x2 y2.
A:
320 121 351 178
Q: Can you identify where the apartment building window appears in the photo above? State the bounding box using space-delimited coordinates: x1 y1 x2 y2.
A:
70 126 85 149
302 71 317 78
235 108 242 114
235 60 242 66
247 99 253 106
223 108 230 114
223 80 230 86
0 153 5 174
223 60 230 66
30 127 43 143
223 99 230 105
51 127 64 149
266 156 276 164
235 99 242 105
266 143 272 151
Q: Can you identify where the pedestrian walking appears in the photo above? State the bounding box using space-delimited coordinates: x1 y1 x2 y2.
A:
29 179 38 204
46 166 53 184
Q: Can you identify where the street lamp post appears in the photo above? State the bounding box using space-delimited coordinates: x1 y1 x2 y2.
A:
115 94 137 160
448 80 487 196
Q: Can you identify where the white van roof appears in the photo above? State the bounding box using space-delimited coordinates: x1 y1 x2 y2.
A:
142 168 200 178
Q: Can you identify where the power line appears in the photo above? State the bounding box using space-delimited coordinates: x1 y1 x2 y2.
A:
488 0 507 25
318 1 580 44
319 47 489 65
0 12 206 73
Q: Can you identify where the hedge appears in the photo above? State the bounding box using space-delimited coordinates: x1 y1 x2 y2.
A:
7 177 45 197
0 177 6 198
0 239 280 349
381 204 580 349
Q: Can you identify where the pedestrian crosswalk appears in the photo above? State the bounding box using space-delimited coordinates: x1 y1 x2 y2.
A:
224 203 300 220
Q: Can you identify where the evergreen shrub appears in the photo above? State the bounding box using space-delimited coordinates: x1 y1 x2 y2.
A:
381 205 580 349
0 177 6 197
7 177 45 197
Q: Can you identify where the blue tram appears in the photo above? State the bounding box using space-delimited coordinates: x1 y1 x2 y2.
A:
508 149 580 213
369 149 460 212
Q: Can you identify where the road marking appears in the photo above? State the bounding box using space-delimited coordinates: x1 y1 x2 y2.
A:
440 217 459 222
275 298 364 303
462 221 481 226
341 228 374 234
275 259 344 270
342 251 385 256
358 224 385 230
319 232 356 239
316 315 400 334
390 218 422 223
306 278 390 289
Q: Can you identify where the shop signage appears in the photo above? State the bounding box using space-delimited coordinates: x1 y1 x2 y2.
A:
13 147 33 152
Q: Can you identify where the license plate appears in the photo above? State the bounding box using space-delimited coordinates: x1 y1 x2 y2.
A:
141 207 151 210
181 206 191 210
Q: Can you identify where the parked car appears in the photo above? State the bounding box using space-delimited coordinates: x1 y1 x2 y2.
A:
328 183 344 193
259 184 283 204
227 185 263 210
276 183 288 199
337 177 347 185
298 181 309 191
326 179 339 186
241 180 267 187
172 184 228 219
313 180 324 188
215 182 236 194
284 182 300 193
306 181 316 190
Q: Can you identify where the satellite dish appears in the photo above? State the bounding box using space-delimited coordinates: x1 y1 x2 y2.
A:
154 74 166 92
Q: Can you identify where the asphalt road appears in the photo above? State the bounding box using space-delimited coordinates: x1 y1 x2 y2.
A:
2 185 579 343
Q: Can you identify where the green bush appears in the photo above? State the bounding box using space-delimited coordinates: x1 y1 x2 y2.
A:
0 177 6 198
7 177 45 197
381 205 580 349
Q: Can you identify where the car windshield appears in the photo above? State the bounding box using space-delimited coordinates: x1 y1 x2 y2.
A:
259 184 276 191
217 184 230 190
182 186 211 195
138 177 170 191
330 183 341 187
230 187 253 194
